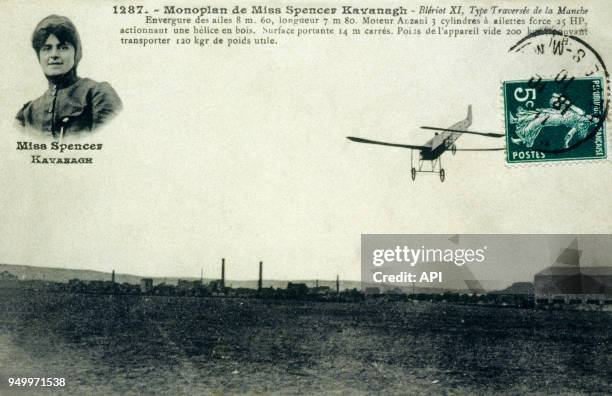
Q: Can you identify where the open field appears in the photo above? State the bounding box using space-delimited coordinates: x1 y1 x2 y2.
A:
0 290 611 395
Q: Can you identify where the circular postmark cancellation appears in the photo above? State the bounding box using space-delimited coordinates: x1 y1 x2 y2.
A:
504 28 608 163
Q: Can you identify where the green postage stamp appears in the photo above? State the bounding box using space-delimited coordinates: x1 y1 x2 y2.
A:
503 77 606 164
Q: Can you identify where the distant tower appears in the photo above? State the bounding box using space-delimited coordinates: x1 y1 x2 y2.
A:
221 258 225 289
258 261 263 292
316 279 319 288
336 275 340 293
111 270 115 284
200 268 203 285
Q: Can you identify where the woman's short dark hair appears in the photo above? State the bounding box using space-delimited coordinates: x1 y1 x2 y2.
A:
31 15 82 63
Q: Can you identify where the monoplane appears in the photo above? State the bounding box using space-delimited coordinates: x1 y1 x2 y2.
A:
347 106 505 182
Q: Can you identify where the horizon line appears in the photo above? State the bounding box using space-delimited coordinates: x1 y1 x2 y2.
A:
0 262 362 283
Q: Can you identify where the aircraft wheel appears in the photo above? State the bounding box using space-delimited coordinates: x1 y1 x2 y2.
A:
411 167 416 181
439 169 445 182
452 145 457 155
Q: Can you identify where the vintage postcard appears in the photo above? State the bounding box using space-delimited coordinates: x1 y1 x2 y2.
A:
0 0 611 394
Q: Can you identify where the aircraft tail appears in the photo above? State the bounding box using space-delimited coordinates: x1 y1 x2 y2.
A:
466 105 472 126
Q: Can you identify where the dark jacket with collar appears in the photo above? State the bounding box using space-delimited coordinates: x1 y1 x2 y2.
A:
16 76 122 137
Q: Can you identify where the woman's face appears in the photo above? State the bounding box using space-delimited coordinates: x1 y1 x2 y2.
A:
38 34 75 77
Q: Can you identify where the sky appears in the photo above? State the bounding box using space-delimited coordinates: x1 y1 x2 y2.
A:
0 0 611 287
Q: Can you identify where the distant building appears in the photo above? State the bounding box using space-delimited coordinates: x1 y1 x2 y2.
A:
0 271 18 280
309 286 331 295
0 278 54 291
64 279 119 294
151 283 175 295
287 282 308 295
365 287 381 295
0 271 20 289
208 279 225 294
177 279 202 289
141 278 153 293
534 266 612 304
233 287 257 297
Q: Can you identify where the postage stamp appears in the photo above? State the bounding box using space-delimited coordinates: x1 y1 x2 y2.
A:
504 77 606 163
504 28 609 165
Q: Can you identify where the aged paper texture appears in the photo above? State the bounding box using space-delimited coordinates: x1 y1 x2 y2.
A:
0 0 611 394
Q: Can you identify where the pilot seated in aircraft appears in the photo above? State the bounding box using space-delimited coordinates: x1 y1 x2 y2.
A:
16 15 122 138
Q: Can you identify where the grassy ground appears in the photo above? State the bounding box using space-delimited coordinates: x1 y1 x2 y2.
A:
0 291 610 395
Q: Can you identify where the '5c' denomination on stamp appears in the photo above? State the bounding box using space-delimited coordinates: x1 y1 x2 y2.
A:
504 77 606 163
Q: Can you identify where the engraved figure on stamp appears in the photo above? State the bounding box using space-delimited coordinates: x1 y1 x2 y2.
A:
509 92 599 149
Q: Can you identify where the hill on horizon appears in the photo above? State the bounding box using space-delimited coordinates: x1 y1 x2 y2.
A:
0 263 360 290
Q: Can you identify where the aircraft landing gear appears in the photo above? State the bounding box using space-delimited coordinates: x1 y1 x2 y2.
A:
410 148 446 182
451 145 457 155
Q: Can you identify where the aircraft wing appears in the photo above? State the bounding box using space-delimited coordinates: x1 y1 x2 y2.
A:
420 126 504 138
347 136 429 150
453 148 506 151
